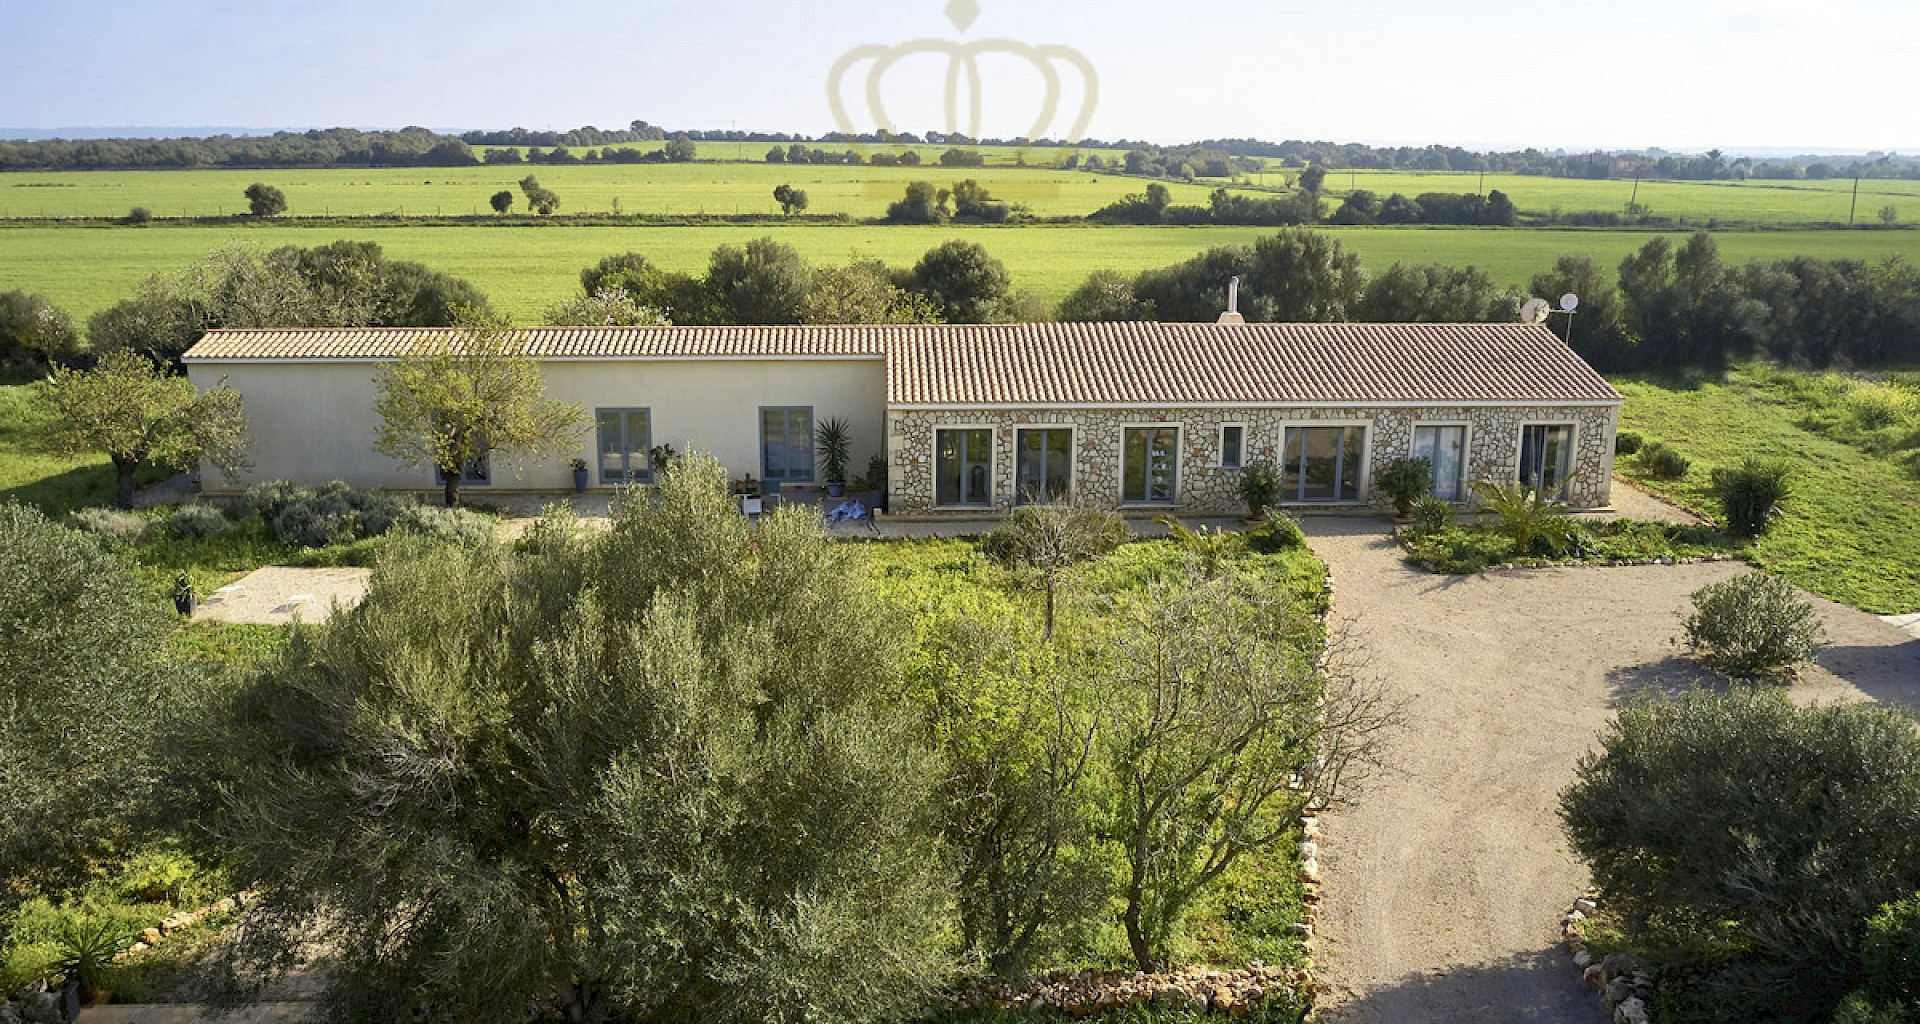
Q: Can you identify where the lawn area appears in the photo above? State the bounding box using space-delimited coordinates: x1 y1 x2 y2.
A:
1613 367 1920 614
0 162 1229 220
6 221 1919 325
1325 168 1920 225
0 382 166 515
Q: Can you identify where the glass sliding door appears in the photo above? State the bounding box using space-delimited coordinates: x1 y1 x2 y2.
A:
1281 426 1364 502
1122 426 1179 503
936 428 993 507
1519 424 1574 497
761 407 814 483
1411 425 1467 500
596 408 652 484
1015 428 1073 505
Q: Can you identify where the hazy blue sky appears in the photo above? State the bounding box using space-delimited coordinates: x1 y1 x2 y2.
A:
1 0 1913 151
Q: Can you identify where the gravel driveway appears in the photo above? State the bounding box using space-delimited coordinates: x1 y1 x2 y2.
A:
1302 516 1920 1023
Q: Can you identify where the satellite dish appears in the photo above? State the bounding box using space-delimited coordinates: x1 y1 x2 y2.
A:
1520 297 1551 324
1560 293 1580 312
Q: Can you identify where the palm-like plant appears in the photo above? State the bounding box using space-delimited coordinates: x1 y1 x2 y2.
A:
815 417 852 484
1471 475 1582 556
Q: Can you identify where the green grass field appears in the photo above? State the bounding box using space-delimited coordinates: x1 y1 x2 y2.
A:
1614 368 1920 614
0 162 1226 220
1307 169 1920 225
5 222 1918 324
6 159 1917 226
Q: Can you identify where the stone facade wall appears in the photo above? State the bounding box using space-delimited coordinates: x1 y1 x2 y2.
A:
887 404 1618 515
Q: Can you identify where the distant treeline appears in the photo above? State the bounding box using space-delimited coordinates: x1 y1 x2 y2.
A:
1085 183 1518 228
5 122 1915 180
1058 230 1920 371
1116 140 1920 182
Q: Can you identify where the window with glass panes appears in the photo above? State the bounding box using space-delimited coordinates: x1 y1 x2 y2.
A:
936 428 994 507
760 407 814 482
1122 426 1179 503
1015 428 1073 504
595 409 652 484
1281 425 1364 502
1519 424 1574 497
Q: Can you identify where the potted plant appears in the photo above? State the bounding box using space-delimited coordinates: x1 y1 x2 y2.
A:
856 454 888 511
1235 459 1282 520
172 572 197 617
569 458 589 492
733 473 761 497
1376 456 1433 517
816 417 852 498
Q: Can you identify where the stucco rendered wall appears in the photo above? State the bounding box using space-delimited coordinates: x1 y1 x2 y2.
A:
886 404 1619 515
188 358 888 495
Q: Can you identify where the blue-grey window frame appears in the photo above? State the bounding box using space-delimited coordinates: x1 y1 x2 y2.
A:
760 406 816 483
596 407 653 485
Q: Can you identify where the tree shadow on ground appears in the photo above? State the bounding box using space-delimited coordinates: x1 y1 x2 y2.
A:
1603 655 1730 707
1815 641 1920 711
1317 948 1606 1024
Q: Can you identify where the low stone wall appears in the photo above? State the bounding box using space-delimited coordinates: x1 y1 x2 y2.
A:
954 964 1314 1018
1561 892 1658 1024
887 404 1618 515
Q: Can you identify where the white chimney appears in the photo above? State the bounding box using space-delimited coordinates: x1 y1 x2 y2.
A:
1217 276 1246 325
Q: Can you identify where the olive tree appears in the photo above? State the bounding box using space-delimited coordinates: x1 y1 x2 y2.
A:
0 290 81 380
244 182 287 217
903 577 1108 977
372 308 586 507
983 501 1130 641
540 287 671 327
198 457 955 1023
36 350 249 508
0 504 178 939
1103 562 1392 971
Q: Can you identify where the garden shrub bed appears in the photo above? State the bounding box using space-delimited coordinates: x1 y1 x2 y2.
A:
1399 518 1742 575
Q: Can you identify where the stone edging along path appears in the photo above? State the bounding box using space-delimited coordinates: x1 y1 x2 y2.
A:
1561 892 1657 1024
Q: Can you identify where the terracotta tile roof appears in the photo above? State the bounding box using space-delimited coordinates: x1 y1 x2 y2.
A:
182 325 890 361
183 322 1620 406
885 322 1621 406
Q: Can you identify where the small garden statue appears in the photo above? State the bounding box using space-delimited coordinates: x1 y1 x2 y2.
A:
172 573 196 616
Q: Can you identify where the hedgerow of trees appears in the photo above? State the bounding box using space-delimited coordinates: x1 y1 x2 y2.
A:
87 241 489 364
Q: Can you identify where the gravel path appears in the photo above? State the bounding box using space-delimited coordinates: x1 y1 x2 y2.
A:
1302 516 1919 1023
191 566 372 625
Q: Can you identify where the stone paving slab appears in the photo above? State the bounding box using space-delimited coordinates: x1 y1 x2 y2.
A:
1882 612 1920 640
192 567 371 625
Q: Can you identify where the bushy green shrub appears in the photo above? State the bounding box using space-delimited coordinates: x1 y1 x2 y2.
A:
271 503 356 548
1614 431 1645 456
1562 688 1920 1021
1246 509 1306 552
1235 459 1283 516
169 502 231 539
1408 495 1453 534
249 480 416 547
1374 457 1432 516
1861 893 1920 1003
64 506 152 545
1683 572 1825 679
1639 441 1692 479
1713 459 1794 538
242 479 307 522
1834 991 1918 1024
200 455 955 1022
391 505 494 547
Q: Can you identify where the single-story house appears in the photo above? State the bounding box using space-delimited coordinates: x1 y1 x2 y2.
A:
182 321 1623 514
